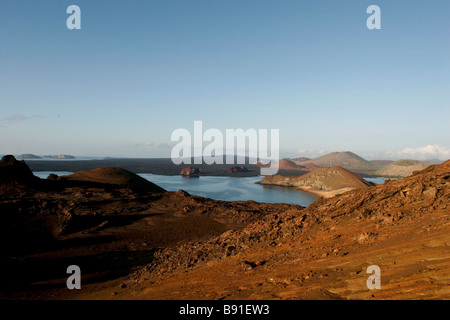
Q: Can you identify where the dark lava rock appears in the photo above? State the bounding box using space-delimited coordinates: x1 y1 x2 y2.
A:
225 166 249 174
0 155 38 184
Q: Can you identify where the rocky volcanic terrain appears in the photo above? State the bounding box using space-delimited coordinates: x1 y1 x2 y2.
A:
1 155 449 300
0 156 299 299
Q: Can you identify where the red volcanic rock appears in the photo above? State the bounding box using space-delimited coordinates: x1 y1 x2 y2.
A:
133 160 450 300
181 167 200 176
225 166 249 174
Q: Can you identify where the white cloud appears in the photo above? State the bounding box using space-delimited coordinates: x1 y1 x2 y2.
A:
388 145 450 160
1 113 43 124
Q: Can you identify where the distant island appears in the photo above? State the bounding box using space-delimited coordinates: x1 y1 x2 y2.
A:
16 154 75 160
16 153 41 159
43 155 76 159
258 166 375 198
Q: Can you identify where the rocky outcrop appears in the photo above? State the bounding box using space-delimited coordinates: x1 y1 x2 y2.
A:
0 155 38 184
180 167 200 176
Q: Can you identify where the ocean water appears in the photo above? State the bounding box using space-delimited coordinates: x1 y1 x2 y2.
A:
364 177 386 184
139 174 319 206
33 171 74 178
32 171 319 207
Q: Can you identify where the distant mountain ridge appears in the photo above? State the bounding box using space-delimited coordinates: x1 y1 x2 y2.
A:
290 157 311 163
290 151 398 174
291 151 375 171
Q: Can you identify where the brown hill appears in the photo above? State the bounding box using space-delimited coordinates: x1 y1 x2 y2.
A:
62 167 165 193
257 159 318 172
376 159 430 177
292 151 375 172
277 159 310 171
258 166 374 197
278 159 302 170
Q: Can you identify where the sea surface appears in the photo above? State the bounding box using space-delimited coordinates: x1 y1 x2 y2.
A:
364 177 386 185
139 174 320 206
32 172 385 207
33 171 75 178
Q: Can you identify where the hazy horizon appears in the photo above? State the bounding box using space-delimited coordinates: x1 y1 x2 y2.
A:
1 1 449 161
3 150 447 162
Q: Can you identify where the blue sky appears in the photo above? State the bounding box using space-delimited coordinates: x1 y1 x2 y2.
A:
1 0 449 160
